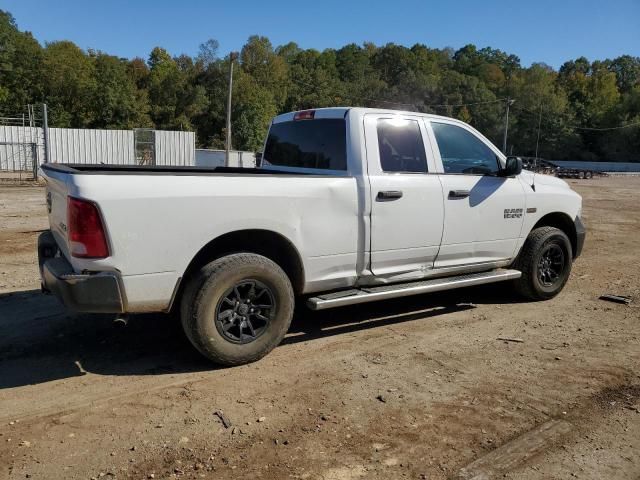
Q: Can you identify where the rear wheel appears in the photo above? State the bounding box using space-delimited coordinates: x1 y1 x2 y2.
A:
513 227 573 300
180 253 294 366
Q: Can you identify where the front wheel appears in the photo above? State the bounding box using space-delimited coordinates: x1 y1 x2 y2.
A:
513 227 573 300
180 253 294 366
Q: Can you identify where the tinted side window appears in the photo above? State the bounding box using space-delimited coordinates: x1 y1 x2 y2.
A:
377 119 427 173
263 119 347 170
431 122 500 175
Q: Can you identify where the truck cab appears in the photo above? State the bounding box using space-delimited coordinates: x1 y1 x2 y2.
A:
261 107 583 283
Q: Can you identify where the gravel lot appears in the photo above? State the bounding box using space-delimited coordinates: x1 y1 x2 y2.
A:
0 177 639 480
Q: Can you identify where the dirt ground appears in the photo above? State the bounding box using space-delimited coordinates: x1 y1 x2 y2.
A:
0 177 639 480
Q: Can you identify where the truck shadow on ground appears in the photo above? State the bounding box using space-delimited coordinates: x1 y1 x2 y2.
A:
0 285 526 389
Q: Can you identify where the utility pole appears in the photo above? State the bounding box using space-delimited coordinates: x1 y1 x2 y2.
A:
502 98 514 154
225 52 238 167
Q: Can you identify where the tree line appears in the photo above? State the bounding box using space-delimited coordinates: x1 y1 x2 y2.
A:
1 10 639 161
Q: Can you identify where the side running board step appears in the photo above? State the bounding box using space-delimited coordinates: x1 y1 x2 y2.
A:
306 269 521 311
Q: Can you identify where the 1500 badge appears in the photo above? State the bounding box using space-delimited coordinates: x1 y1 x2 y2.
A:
504 208 523 219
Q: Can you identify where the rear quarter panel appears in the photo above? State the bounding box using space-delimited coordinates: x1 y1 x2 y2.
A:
65 173 359 310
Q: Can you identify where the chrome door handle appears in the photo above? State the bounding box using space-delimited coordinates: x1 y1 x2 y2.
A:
377 190 403 201
448 190 470 199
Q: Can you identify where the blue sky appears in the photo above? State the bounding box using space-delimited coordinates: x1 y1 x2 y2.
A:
3 0 639 68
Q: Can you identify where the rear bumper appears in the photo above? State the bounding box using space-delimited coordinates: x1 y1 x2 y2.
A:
574 216 586 258
38 231 125 313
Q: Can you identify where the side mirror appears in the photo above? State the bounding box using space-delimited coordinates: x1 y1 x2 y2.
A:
255 152 263 167
501 156 523 177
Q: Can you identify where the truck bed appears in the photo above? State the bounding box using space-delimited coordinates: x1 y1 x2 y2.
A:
40 161 360 312
40 163 336 177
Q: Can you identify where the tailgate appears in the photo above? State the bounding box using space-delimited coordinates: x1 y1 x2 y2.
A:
43 167 71 258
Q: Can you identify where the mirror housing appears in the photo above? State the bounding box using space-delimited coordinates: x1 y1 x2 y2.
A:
255 151 263 167
500 156 523 177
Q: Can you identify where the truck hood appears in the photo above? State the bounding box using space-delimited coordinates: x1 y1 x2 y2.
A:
520 170 570 190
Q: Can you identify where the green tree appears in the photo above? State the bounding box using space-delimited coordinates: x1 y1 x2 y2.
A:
197 39 219 68
240 36 288 107
42 41 95 127
510 63 575 158
232 69 277 151
607 55 640 93
90 53 151 128
0 10 44 113
147 47 206 130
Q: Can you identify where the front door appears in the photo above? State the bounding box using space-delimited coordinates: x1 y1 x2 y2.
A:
427 120 526 268
364 114 445 278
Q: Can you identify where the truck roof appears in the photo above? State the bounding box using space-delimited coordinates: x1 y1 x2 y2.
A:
272 107 460 124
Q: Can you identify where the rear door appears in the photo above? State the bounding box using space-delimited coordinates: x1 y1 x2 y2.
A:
364 113 444 277
426 119 525 268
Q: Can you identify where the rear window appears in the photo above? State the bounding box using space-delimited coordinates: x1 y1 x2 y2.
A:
377 118 427 173
263 119 347 171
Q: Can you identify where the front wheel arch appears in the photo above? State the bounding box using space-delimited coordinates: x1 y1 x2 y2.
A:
530 212 578 259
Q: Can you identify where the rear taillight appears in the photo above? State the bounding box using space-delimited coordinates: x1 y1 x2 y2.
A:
293 110 315 121
67 197 110 258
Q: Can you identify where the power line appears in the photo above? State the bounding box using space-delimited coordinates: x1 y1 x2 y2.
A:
570 121 640 131
358 97 508 109
359 98 416 107
424 98 508 108
270 74 640 132
510 102 640 132
290 74 508 110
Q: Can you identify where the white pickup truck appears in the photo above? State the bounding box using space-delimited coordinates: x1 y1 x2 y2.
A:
39 107 585 365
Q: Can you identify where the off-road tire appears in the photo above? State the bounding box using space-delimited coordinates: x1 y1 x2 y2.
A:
513 227 573 301
180 253 294 366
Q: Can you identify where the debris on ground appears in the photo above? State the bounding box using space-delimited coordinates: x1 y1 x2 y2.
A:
497 337 525 343
376 394 387 403
599 294 632 305
214 410 232 429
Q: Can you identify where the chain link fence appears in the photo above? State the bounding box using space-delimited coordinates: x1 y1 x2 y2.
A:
0 105 44 182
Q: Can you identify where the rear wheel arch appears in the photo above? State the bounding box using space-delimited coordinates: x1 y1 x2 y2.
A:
172 230 305 311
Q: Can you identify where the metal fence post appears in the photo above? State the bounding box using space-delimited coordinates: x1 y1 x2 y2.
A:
42 103 50 164
31 143 38 180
